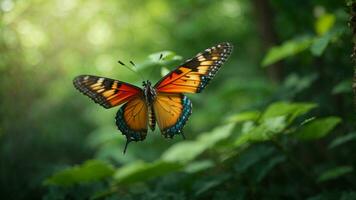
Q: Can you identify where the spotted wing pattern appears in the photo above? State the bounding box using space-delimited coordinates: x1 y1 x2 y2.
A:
154 42 233 93
73 75 142 108
153 93 192 138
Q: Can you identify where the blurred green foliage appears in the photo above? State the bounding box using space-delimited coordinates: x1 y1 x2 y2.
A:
1 0 355 199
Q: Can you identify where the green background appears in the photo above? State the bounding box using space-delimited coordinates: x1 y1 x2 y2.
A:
1 0 355 199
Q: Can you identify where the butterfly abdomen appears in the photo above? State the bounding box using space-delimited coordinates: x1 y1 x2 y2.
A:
148 106 156 131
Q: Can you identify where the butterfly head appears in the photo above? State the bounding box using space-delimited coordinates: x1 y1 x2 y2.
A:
143 80 156 105
142 80 151 87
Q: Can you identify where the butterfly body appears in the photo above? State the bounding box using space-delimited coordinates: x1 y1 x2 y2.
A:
73 42 233 153
142 80 157 106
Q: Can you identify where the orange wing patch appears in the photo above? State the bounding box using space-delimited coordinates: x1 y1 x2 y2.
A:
73 75 142 108
116 96 148 153
155 42 233 93
122 97 148 133
153 93 192 138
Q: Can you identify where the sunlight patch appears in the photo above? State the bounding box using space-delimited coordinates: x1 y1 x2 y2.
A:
87 21 112 46
96 54 114 72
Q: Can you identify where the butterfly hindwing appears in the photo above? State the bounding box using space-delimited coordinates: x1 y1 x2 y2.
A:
73 75 142 108
154 42 233 93
116 96 148 152
153 93 192 138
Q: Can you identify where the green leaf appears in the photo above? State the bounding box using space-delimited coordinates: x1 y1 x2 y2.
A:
346 0 356 6
139 51 182 70
262 36 313 67
148 51 182 62
197 123 236 147
184 160 215 173
256 155 286 182
235 145 275 172
160 66 170 77
283 73 318 94
241 121 256 134
295 117 341 140
194 174 231 196
317 166 353 182
235 116 287 146
263 116 287 133
328 132 356 149
114 160 182 184
261 102 317 124
226 111 261 123
310 32 333 56
44 160 115 186
332 79 352 94
311 27 345 56
315 13 335 36
161 141 208 163
233 102 316 147
300 117 316 126
162 123 235 163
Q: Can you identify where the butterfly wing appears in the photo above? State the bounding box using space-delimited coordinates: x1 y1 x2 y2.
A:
116 96 148 153
154 42 233 93
73 75 142 108
153 93 192 138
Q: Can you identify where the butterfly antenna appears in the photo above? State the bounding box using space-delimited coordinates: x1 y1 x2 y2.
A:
129 60 146 81
118 60 145 81
118 60 136 74
123 139 131 154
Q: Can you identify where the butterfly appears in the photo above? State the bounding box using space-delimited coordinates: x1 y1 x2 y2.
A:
73 42 233 153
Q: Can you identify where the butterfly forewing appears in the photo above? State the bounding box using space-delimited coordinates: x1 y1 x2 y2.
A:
73 75 142 108
154 42 233 93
